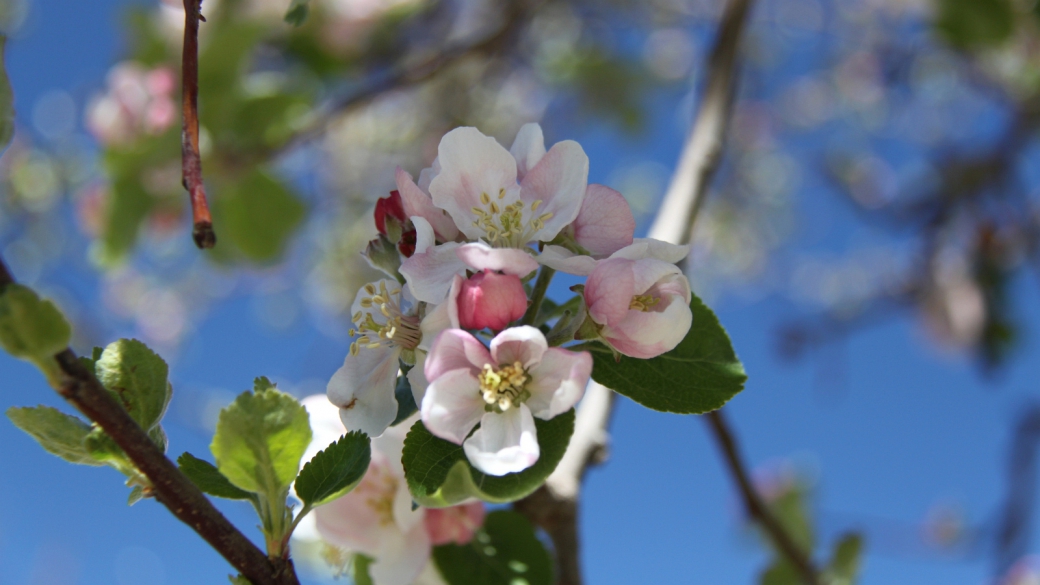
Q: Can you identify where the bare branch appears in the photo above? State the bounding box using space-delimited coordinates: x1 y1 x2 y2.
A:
0 260 297 585
181 0 216 249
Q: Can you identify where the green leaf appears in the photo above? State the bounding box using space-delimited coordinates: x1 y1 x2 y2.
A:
0 284 71 367
228 575 251 585
402 411 575 507
935 0 1014 49
127 485 146 506
0 37 14 152
6 406 101 466
391 373 418 426
212 169 306 265
769 483 814 554
149 424 168 453
353 554 374 585
284 0 310 25
295 431 371 506
759 559 800 585
211 384 312 497
177 452 257 501
433 511 552 585
95 339 171 431
584 294 746 414
826 533 864 585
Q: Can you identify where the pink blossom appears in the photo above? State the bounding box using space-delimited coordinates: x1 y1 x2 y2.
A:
424 501 486 546
584 257 692 359
87 63 177 147
421 326 592 476
457 270 527 331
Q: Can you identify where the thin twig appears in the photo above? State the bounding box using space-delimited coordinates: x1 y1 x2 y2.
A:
514 0 758 582
706 410 820 584
181 0 215 249
0 260 297 585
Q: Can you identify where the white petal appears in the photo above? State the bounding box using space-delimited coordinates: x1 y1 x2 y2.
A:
611 238 691 264
490 325 548 369
456 241 539 277
629 258 684 296
421 369 486 444
327 346 401 437
369 525 431 585
525 348 592 420
463 405 540 476
408 351 429 406
536 245 597 276
424 329 491 382
411 215 436 255
300 395 348 464
429 127 519 241
510 123 546 179
396 167 459 241
400 241 466 304
351 278 402 322
520 140 589 242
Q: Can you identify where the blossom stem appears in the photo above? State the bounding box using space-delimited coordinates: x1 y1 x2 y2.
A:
521 266 555 326
0 257 298 585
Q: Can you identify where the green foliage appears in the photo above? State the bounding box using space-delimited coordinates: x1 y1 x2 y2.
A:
401 411 575 507
95 339 172 432
127 485 146 506
0 284 71 362
353 554 375 585
391 372 418 426
935 0 1015 49
767 482 814 554
295 431 371 506
825 533 864 585
211 169 306 264
284 0 311 26
433 511 553 585
583 295 746 414
6 406 101 466
177 452 257 501
0 37 14 152
211 381 312 498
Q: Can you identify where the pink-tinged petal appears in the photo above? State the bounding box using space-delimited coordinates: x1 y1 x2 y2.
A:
429 127 520 241
411 216 436 255
424 501 486 545
457 270 528 331
510 123 546 180
396 167 459 242
604 295 693 359
369 525 432 585
400 241 466 304
536 245 597 276
421 369 485 444
456 242 539 277
424 329 492 381
611 238 691 263
630 258 685 296
520 140 589 242
490 326 548 369
462 405 540 476
525 348 592 420
646 272 693 305
416 281 461 355
327 346 401 437
573 184 635 256
585 258 636 326
315 457 399 552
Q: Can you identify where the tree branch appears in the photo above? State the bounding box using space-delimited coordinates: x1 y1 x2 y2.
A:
181 0 216 249
514 0 758 582
0 260 297 585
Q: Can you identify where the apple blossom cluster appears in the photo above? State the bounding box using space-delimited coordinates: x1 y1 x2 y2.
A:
327 124 694 476
86 62 177 147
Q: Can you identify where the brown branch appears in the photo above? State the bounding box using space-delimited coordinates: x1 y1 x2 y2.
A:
706 410 821 584
0 260 297 585
181 0 215 249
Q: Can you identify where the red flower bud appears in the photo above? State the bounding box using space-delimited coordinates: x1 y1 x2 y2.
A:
374 190 406 235
457 270 528 331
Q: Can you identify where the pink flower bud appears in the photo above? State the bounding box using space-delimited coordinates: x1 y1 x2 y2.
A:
457 270 527 331
424 502 486 546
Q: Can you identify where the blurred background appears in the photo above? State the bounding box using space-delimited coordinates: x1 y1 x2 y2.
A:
2 0 1040 582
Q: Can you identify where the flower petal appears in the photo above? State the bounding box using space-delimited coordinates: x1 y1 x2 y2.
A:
630 258 685 296
456 241 539 277
525 348 592 420
604 295 693 359
369 525 432 585
425 329 492 381
584 258 636 326
520 140 589 242
573 184 635 256
536 245 597 276
463 405 540 476
429 127 520 241
490 325 548 369
400 240 466 304
611 238 691 264
510 123 546 180
300 394 348 465
408 352 430 407
327 346 401 437
421 368 486 444
396 167 459 242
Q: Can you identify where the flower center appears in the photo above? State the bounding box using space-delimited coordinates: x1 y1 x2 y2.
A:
629 294 660 312
470 189 554 248
349 281 422 356
364 469 399 527
478 361 531 412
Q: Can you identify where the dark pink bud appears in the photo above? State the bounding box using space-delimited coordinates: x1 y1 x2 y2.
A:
457 270 527 331
374 190 406 235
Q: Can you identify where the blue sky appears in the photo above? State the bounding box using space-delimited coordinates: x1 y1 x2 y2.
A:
1 0 1038 584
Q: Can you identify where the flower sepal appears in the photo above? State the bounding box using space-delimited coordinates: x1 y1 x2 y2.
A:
362 235 404 282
